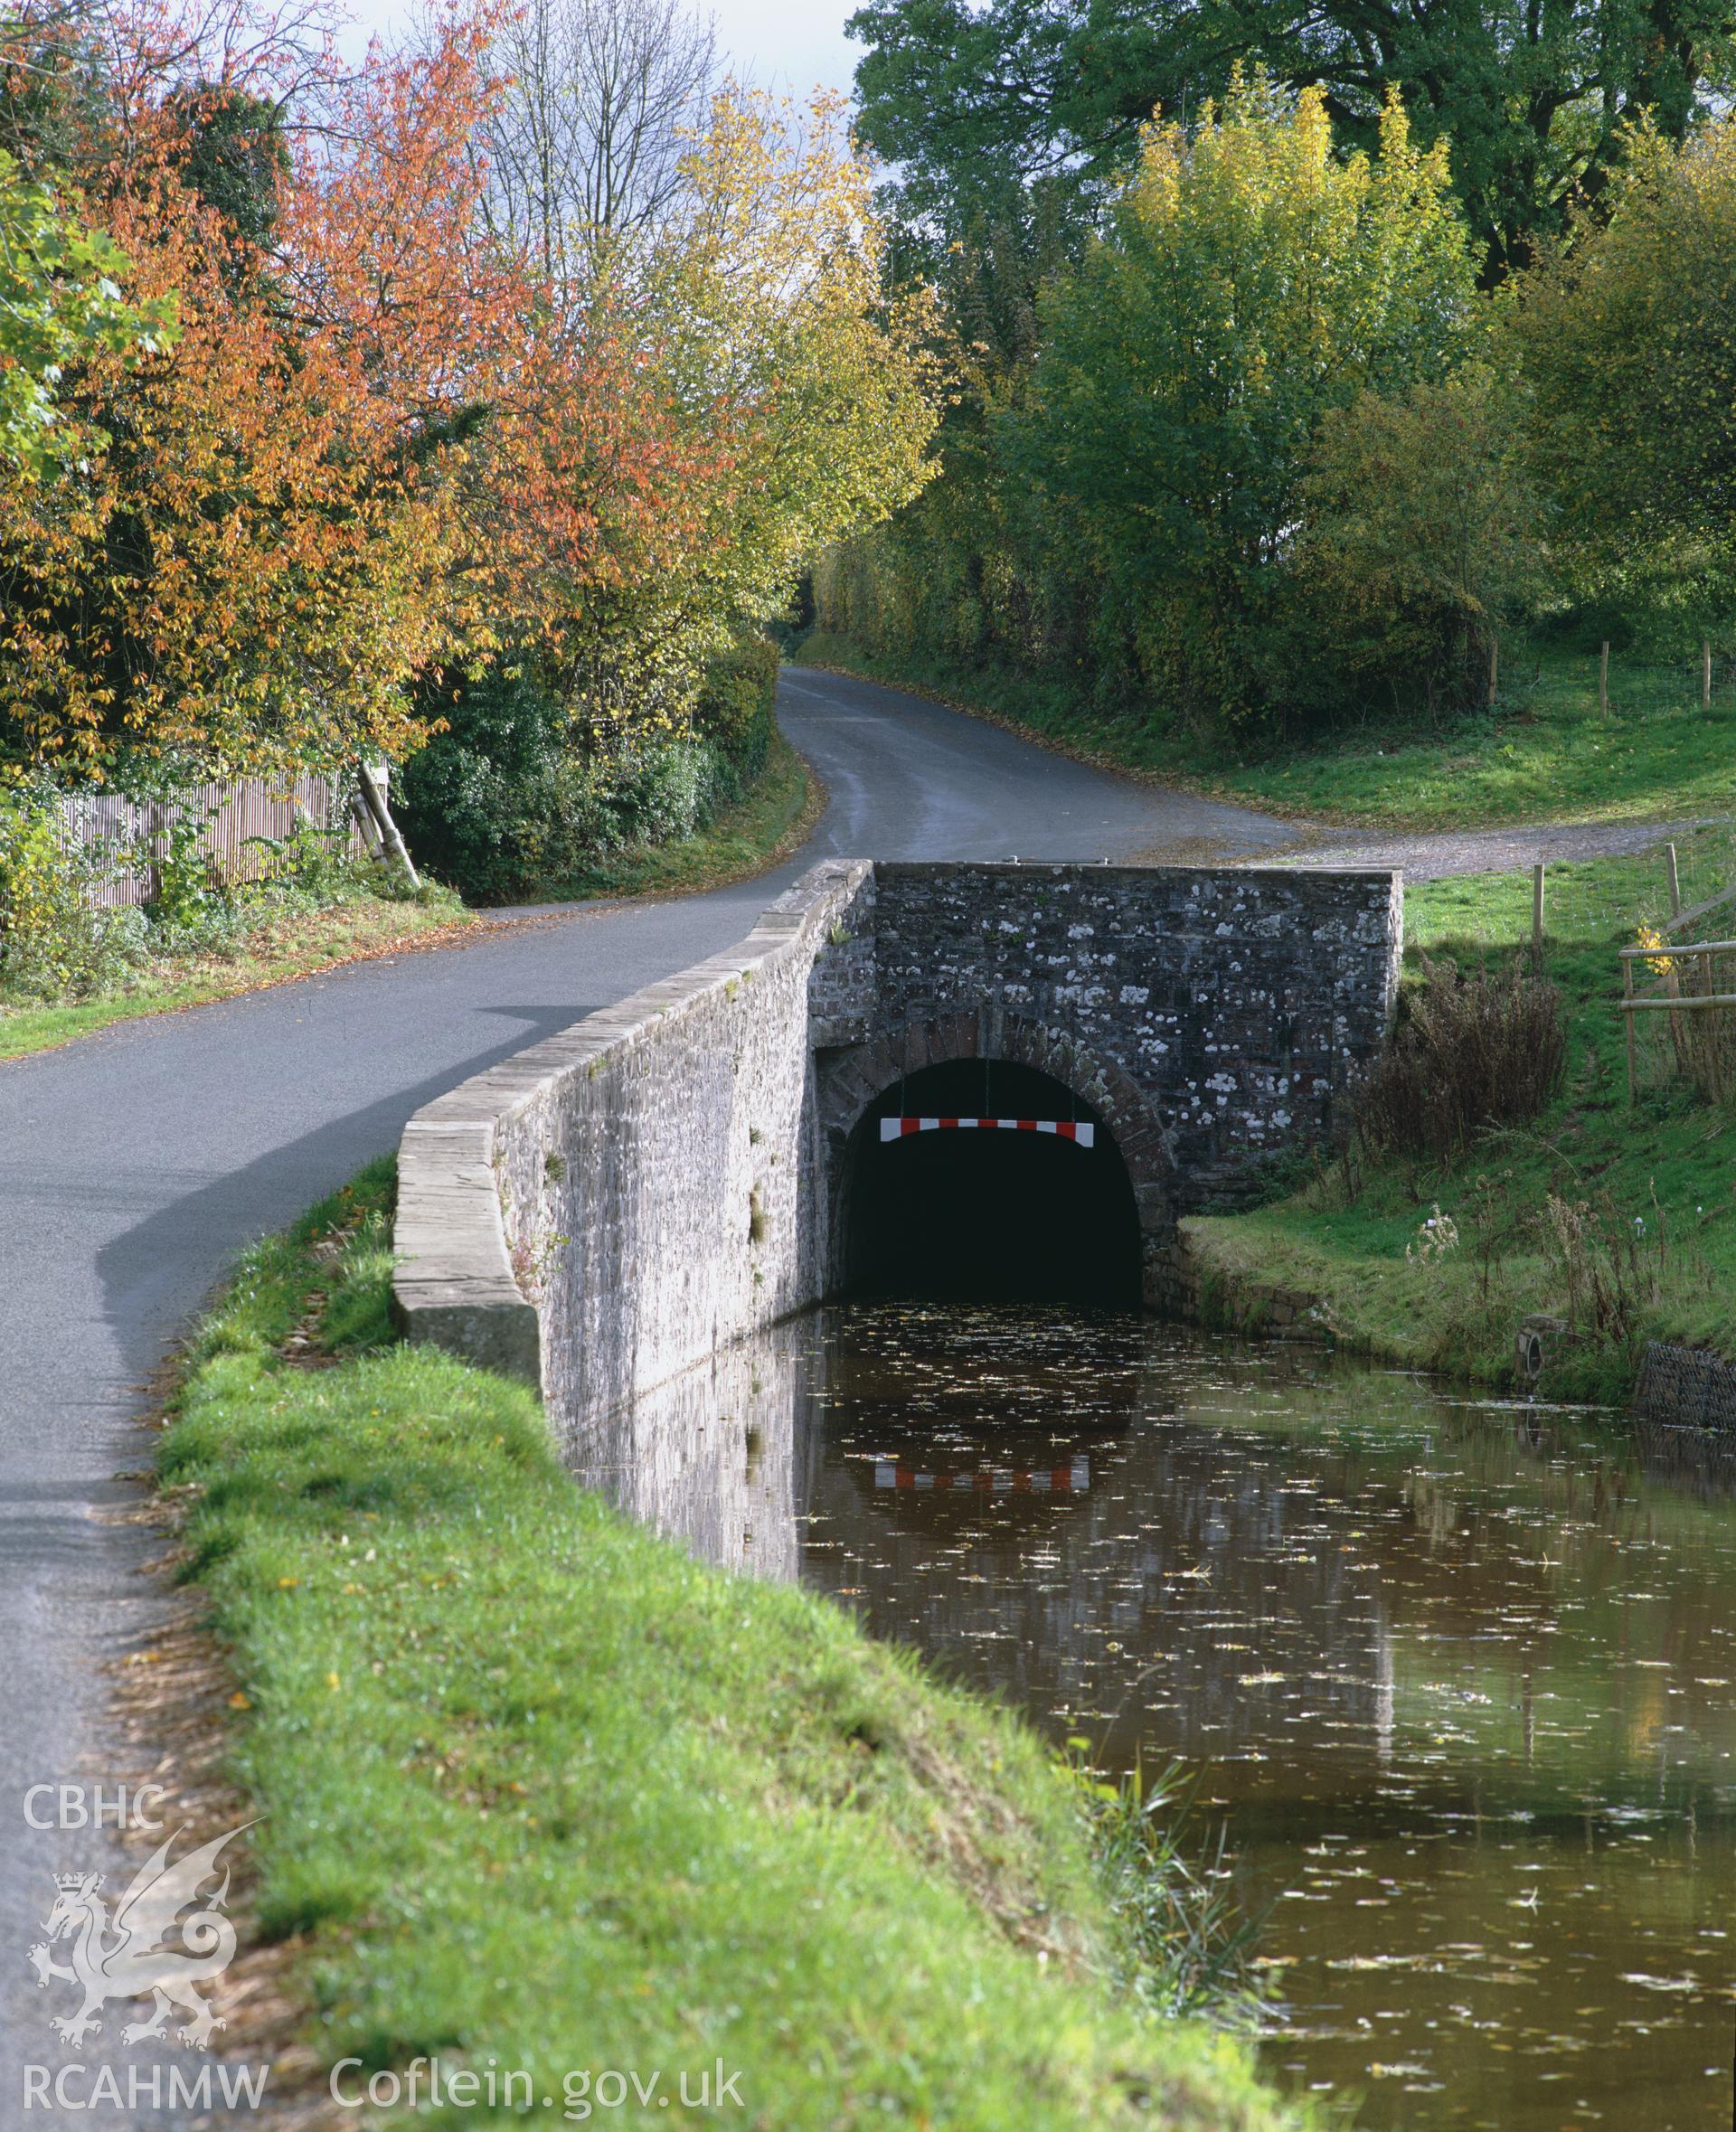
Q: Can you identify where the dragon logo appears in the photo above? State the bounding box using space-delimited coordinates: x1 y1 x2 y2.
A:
27 1822 250 2050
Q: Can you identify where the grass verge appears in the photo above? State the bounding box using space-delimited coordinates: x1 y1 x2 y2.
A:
512 729 820 903
799 631 1735 835
0 889 474 1064
159 1162 1297 2130
2 740 817 1066
1184 822 1736 1400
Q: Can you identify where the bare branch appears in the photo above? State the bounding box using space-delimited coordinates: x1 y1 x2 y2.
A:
475 0 718 289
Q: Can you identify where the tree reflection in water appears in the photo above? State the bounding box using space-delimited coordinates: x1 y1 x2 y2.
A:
563 1307 1736 2131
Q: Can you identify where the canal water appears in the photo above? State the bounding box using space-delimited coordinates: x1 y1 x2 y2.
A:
565 1307 1736 2130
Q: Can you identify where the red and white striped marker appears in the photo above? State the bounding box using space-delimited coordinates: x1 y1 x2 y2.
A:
874 1458 1090 1494
878 1116 1095 1146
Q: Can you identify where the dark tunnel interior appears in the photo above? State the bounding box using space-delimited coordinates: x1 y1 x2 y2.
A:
838 1058 1143 1307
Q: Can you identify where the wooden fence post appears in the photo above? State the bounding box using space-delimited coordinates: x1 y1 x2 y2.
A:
1532 862 1546 970
1624 955 1637 1105
1703 638 1713 711
1599 641 1609 715
351 784 384 858
1666 841 1682 920
357 764 420 891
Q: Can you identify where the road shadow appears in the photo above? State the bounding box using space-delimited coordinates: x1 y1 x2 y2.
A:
94 1004 600 1387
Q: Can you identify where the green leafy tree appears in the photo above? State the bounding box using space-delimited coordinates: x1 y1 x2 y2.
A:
849 0 1736 275
0 146 176 469
1006 77 1477 730
1297 366 1546 714
1510 115 1736 621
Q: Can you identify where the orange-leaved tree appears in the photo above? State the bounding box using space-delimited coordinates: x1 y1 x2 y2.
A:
0 0 703 779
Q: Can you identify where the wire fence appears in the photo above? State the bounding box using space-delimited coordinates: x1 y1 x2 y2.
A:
1509 643 1736 722
53 771 373 908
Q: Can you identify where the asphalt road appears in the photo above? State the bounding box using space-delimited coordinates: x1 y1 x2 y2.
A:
0 666 1291 2118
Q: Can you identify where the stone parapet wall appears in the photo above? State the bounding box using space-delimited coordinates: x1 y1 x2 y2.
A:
394 861 872 1416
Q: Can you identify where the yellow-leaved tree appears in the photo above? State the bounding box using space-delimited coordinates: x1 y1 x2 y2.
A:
1005 72 1478 731
451 72 947 744
611 89 944 703
393 60 948 900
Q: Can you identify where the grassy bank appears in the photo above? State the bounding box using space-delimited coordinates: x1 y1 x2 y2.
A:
518 727 819 902
0 884 472 1064
159 1163 1297 2130
2 741 816 1065
800 631 1735 835
1184 823 1736 1401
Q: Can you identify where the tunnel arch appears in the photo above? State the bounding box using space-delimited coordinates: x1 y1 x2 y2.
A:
817 1013 1177 1309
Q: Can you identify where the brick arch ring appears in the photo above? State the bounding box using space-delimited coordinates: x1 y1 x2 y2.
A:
816 1008 1179 1306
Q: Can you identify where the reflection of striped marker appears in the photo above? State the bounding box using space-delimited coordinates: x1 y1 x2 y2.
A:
874 1459 1090 1493
879 1117 1095 1146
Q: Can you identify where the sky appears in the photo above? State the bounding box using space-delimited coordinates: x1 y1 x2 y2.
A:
701 0 861 103
341 0 864 107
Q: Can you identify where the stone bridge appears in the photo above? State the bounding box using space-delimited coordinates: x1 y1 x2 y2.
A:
394 860 1401 1425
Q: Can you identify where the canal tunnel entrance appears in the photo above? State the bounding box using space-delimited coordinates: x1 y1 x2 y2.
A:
838 1058 1143 1307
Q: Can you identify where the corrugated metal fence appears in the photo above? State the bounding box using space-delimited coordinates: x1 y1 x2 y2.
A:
56 772 375 908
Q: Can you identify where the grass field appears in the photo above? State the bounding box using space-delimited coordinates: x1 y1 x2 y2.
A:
800 631 1736 835
160 1163 1300 2131
1184 821 1736 1400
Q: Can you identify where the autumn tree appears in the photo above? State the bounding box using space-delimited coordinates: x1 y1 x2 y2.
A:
2 0 945 895
0 5 702 778
398 76 947 893
1 24 468 774
472 64 946 718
